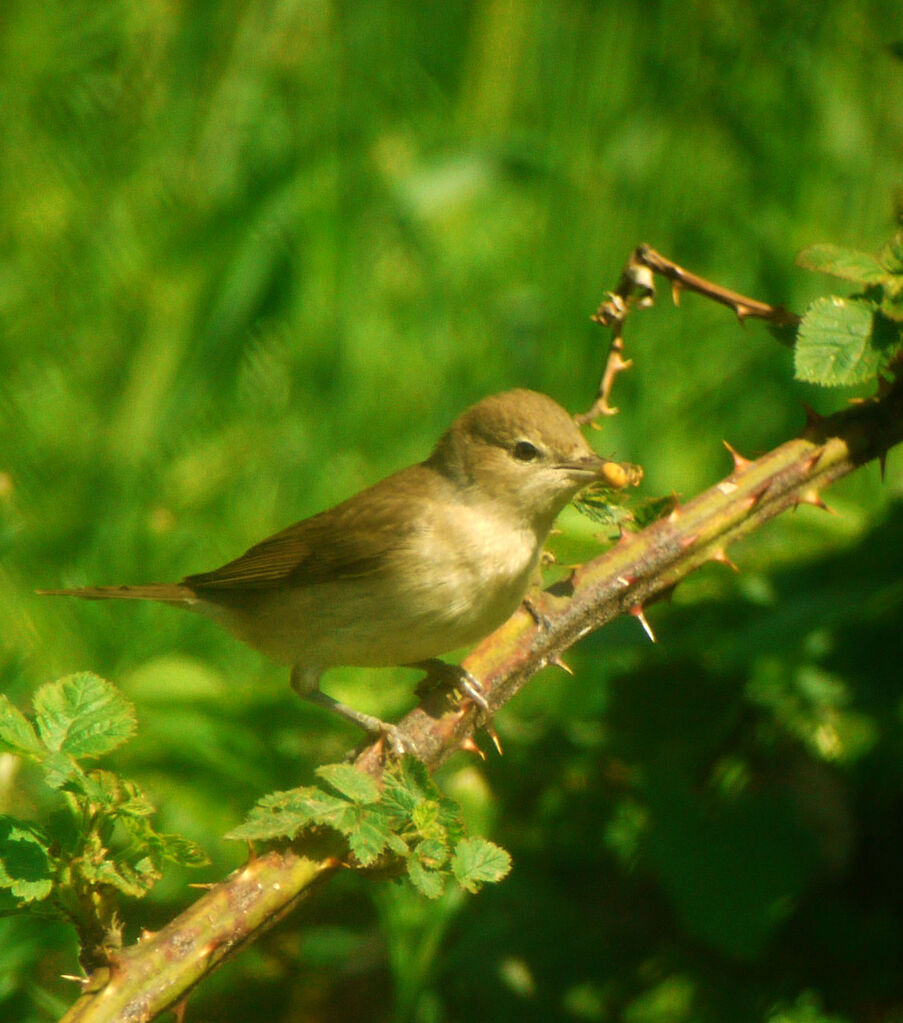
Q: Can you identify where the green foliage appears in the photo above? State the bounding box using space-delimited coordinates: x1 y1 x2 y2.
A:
574 484 678 531
228 757 510 899
0 674 207 955
794 232 903 385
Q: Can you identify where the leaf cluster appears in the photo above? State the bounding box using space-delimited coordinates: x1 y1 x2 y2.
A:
226 758 510 899
795 233 903 386
0 674 207 965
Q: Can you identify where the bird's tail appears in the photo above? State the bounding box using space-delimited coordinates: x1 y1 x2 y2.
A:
37 584 194 603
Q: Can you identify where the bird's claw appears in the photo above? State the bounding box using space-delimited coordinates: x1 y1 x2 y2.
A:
378 723 418 758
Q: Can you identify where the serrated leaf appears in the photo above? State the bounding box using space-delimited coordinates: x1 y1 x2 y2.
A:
346 809 390 866
0 696 43 758
384 832 409 856
795 297 880 386
225 786 348 841
316 763 381 805
797 245 889 286
452 838 512 893
573 483 635 528
411 800 444 841
414 837 448 870
42 751 82 791
33 673 136 758
82 855 158 898
435 797 466 848
118 816 209 868
0 817 54 903
381 755 444 827
157 833 209 868
95 772 155 817
407 856 446 899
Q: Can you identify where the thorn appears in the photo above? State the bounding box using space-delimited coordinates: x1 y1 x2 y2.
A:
139 928 157 941
667 498 682 522
616 575 636 588
802 447 825 473
678 532 700 550
549 653 574 676
796 490 835 514
459 736 486 760
187 882 215 890
173 998 189 1023
735 304 752 323
485 721 504 756
60 975 88 985
723 440 752 472
629 605 657 643
744 483 771 510
671 280 682 306
709 548 739 572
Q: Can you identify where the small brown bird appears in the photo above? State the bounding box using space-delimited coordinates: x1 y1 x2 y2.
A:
42 389 626 750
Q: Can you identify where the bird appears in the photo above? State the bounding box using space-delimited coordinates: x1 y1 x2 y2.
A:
41 389 623 751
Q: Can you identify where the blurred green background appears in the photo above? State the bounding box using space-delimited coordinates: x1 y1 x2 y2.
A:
2 1 903 1021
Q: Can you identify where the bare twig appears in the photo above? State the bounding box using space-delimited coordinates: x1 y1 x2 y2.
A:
578 244 802 424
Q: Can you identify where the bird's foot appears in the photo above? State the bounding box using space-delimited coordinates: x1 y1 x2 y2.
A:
412 659 490 715
302 688 416 757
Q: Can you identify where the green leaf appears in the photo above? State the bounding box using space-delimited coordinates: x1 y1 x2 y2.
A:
225 786 348 842
407 856 446 899
42 751 82 791
0 817 54 904
797 244 889 286
795 297 881 386
411 800 444 841
381 756 443 826
345 808 390 866
155 833 209 868
90 772 156 816
316 763 381 804
118 816 209 868
81 855 159 898
0 696 43 758
415 837 448 870
452 838 512 893
573 484 635 528
32 673 136 758
384 832 409 856
631 494 680 529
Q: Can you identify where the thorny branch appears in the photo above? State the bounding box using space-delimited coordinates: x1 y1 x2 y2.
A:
576 244 802 424
60 372 903 1023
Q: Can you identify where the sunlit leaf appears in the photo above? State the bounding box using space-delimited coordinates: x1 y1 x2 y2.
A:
33 673 136 758
452 838 512 893
797 245 889 286
795 297 880 385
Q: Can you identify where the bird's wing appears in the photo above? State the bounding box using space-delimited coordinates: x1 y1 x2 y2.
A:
183 468 433 593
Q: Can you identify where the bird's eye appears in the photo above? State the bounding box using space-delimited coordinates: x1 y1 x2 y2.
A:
512 440 540 462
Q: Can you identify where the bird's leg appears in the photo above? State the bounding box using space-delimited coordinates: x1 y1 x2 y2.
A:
290 666 414 756
410 659 490 715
